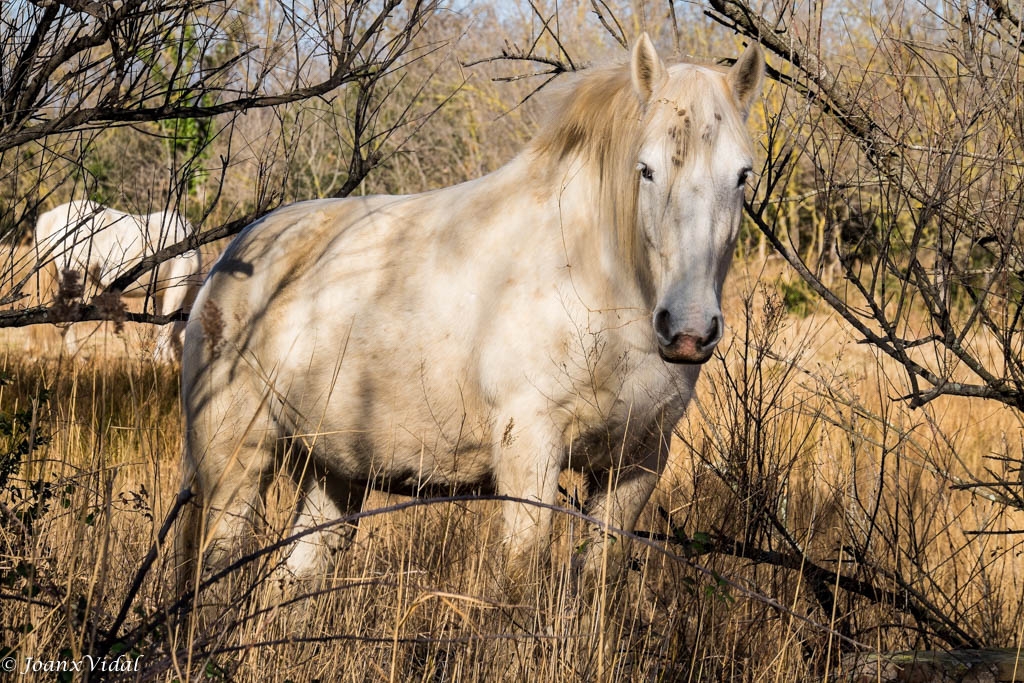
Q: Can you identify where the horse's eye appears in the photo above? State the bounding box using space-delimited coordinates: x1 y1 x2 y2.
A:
637 162 655 182
737 167 752 188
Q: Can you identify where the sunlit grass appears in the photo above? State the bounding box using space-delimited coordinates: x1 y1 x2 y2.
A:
1 266 1022 681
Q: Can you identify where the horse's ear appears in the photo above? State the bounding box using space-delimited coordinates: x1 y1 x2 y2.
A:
631 33 666 104
727 42 764 120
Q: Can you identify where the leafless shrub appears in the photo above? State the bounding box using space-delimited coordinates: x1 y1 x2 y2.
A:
1 0 445 330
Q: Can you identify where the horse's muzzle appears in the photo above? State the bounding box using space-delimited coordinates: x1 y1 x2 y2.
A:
654 309 720 364
657 335 715 364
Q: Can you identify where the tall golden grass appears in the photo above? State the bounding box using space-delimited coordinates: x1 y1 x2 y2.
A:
1 260 1022 681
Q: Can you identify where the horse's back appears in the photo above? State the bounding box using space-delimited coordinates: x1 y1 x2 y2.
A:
143 209 191 246
184 192 515 481
199 197 414 316
34 200 101 245
35 200 199 297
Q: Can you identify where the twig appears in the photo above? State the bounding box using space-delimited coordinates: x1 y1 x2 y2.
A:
98 486 194 657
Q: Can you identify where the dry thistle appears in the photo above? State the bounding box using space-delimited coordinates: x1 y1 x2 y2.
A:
92 291 127 334
199 300 225 360
52 268 85 321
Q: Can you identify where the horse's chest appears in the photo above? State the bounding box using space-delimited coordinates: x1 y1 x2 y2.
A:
558 361 687 471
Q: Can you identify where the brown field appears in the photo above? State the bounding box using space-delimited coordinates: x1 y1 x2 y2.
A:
2 259 1023 682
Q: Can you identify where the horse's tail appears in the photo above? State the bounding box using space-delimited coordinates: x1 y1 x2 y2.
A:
31 206 59 303
32 205 59 247
23 208 63 353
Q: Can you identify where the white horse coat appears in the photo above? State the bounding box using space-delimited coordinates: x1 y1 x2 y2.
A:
33 200 204 361
178 36 764 588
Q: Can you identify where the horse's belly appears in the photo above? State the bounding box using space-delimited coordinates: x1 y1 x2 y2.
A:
311 425 494 491
287 377 496 491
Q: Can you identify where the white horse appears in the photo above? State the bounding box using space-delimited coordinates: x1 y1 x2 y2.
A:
177 35 764 592
33 200 205 362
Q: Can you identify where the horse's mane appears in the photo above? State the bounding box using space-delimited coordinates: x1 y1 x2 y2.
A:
528 65 651 298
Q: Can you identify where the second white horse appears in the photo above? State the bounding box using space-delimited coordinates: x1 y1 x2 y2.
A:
33 199 204 362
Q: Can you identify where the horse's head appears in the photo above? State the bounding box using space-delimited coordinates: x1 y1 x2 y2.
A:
631 34 763 364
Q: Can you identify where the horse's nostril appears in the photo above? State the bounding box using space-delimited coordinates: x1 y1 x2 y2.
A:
702 316 721 346
653 308 673 345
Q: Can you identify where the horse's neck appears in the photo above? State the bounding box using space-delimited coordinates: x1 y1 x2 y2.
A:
492 154 660 378
418 153 648 318
536 156 648 315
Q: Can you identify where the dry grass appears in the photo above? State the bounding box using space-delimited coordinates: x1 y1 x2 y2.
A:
2 262 1023 681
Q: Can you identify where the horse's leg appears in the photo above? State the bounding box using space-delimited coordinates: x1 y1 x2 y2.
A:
173 412 274 650
572 418 672 673
178 381 277 593
154 302 186 363
281 469 360 586
154 259 190 363
493 421 563 589
61 267 101 359
578 417 673 587
196 434 275 579
26 261 58 355
63 323 84 357
155 321 187 363
173 424 274 657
